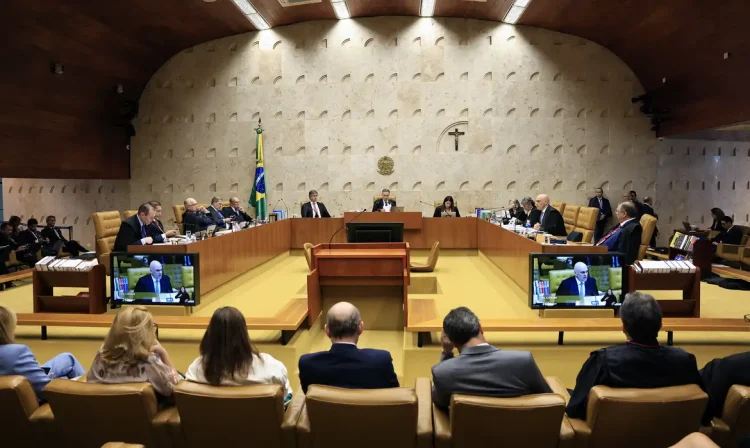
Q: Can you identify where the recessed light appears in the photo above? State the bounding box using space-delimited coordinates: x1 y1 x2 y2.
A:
420 0 435 17
662 77 667 83
724 52 731 60
230 0 270 29
331 0 350 19
504 0 533 24
231 0 257 15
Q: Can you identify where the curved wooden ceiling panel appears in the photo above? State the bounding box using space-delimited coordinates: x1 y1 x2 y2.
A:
2 0 748 179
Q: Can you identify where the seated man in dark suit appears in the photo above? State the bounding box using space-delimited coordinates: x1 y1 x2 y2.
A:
182 197 214 235
519 196 539 226
298 302 399 393
222 196 253 223
114 203 164 251
17 218 51 256
711 216 743 246
372 188 397 212
148 201 178 240
41 216 87 257
566 292 703 420
206 196 232 229
596 201 643 265
700 351 750 422
533 194 566 236
555 262 599 297
301 190 331 218
432 307 551 411
133 261 174 299
1 221 38 266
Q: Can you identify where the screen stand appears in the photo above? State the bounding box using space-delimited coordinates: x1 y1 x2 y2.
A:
539 308 615 345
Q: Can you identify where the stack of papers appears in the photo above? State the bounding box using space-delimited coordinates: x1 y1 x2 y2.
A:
633 260 696 273
35 257 99 272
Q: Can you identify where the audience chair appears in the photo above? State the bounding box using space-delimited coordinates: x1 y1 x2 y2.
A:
708 385 749 448
92 211 122 274
433 376 573 448
122 210 137 219
716 227 750 265
296 378 433 448
411 241 440 272
670 433 719 448
551 202 566 216
173 381 304 448
573 207 599 243
563 205 580 235
566 384 708 448
44 379 175 448
432 200 458 208
0 375 55 447
303 242 314 270
638 213 658 260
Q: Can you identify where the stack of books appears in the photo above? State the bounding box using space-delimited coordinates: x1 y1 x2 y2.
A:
35 257 99 272
633 260 696 274
670 232 699 252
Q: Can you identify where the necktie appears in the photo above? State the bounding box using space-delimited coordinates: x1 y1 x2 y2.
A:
55 228 63 240
140 225 146 238
596 225 620 246
154 279 160 294
579 282 585 298
598 198 603 209
313 203 320 218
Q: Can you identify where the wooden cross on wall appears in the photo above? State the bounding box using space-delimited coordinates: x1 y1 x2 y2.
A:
448 128 465 152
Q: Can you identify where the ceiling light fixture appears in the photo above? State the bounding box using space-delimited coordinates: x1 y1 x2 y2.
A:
420 0 435 17
331 0 350 20
503 0 532 24
231 0 270 30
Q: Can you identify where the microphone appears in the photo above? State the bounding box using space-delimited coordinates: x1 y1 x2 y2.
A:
279 198 290 219
329 208 367 250
419 200 435 207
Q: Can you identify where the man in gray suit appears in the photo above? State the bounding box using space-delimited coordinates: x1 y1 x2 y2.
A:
432 307 552 410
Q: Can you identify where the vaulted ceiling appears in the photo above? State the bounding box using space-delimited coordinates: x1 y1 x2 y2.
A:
2 0 749 178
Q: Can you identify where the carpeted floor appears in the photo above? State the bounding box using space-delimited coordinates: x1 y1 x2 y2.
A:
3 250 749 391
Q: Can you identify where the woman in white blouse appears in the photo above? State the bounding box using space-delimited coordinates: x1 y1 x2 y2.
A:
186 306 292 404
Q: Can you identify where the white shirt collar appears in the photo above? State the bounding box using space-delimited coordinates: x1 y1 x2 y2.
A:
621 218 636 226
137 215 144 227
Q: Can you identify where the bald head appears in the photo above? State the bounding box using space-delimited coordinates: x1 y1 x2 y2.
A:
325 302 363 342
573 262 589 282
535 194 550 211
149 260 163 280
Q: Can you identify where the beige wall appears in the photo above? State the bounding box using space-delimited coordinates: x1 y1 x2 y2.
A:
130 17 657 223
1 179 130 249
4 18 748 248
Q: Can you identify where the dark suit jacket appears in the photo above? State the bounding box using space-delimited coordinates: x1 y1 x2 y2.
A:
134 274 173 294
222 206 253 223
602 293 618 306
114 215 159 251
713 226 744 245
41 226 67 244
298 343 399 393
206 206 229 228
633 200 645 219
566 341 703 421
372 199 397 212
431 345 551 411
182 211 214 234
147 220 167 244
175 290 192 304
642 203 656 218
301 202 331 218
613 219 642 265
555 276 599 297
588 197 612 220
433 206 460 218
17 229 45 246
539 206 567 236
700 352 750 421
526 208 541 226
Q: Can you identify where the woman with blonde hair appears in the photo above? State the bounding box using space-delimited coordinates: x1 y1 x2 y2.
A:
186 307 292 404
87 305 180 396
0 306 85 399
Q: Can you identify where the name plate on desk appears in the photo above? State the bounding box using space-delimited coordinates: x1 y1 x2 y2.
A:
343 212 422 230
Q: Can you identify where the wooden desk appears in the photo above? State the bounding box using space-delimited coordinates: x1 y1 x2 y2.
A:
129 220 290 295
307 243 410 328
344 212 422 230
477 220 607 293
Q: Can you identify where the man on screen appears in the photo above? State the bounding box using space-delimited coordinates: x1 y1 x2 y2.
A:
555 262 599 297
134 261 174 297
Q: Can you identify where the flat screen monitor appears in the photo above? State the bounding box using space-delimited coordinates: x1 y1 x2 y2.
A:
346 222 404 243
529 252 627 309
111 252 199 306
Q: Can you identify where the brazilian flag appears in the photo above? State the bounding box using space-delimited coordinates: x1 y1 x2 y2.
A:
249 122 267 220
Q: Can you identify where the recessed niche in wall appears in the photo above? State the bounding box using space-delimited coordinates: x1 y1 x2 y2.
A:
389 109 398 118
207 78 216 87
553 73 562 81
343 110 351 119
601 181 610 190
207 148 216 158
413 37 421 46
185 148 195 158
184 183 195 193
389 146 398 155
506 72 516 80
435 73 444 81
273 41 282 50
412 182 422 190
319 75 328 83
274 147 283 155
165 149 174 158
507 144 516 154
553 108 563 118
209 183 217 193
506 108 516 117
229 113 238 122
319 182 329 191
318 146 327 155
297 111 305 119
165 184 174 193
343 146 351 155
530 108 539 117
412 145 421 155
481 181 493 191
296 75 305 84
483 145 492 153
228 78 238 87
459 181 470 191
436 181 446 191
86 218 91 226
298 147 307 155
577 108 587 118
576 145 586 155
274 112 283 119
320 39 327 48
147 184 152 193
297 183 306 192
506 181 515 190
413 109 422 117
577 181 586 191
341 38 351 47
389 73 398 82
341 74 351 83
534 144 544 155
49 186 55 194
388 182 398 190
207 44 216 52
365 74 374 83
701 181 705 190
207 113 216 123
366 182 375 191
163 115 173 124
600 109 609 117
483 108 492 117
460 72 468 81
530 181 540 190
343 182 352 191
365 38 374 47
412 73 421 81
460 108 468 117
530 72 540 81
274 183 283 192
600 145 609 154
229 148 238 158
229 42 237 52
251 77 260 85
717 181 721 190
553 181 563 190
319 111 328 118
436 109 445 117
484 72 492 81
365 110 374 118
365 146 374 155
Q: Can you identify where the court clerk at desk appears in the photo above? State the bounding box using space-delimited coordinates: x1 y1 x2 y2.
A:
372 188 397 212
433 195 460 217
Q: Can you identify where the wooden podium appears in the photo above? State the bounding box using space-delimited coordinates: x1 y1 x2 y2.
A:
343 212 422 230
307 243 410 328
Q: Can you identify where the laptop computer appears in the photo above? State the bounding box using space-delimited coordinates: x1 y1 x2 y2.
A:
392 206 405 213
682 222 694 231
